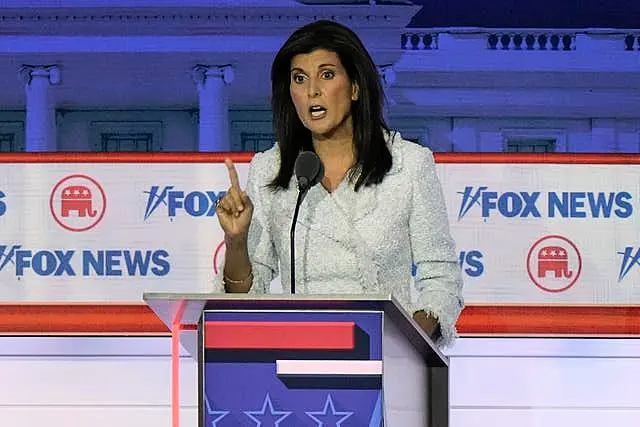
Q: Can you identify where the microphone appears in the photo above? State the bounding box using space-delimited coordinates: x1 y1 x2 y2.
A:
290 151 324 294
294 151 324 192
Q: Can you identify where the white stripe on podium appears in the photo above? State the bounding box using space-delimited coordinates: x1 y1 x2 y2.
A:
276 360 383 376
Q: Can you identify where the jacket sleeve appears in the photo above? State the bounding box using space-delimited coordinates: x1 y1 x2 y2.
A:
408 145 464 347
244 151 279 294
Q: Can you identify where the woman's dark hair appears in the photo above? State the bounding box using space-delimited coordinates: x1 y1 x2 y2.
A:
269 19 392 191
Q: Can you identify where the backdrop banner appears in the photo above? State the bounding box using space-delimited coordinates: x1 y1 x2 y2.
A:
0 153 639 334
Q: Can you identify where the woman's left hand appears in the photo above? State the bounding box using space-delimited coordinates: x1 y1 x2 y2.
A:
413 310 441 342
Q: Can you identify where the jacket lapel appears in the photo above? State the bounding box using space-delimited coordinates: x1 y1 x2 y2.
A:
295 183 355 245
294 131 405 240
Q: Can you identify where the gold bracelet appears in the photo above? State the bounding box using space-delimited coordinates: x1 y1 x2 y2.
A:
223 270 253 286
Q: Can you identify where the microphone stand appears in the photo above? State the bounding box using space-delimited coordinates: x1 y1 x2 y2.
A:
290 181 309 295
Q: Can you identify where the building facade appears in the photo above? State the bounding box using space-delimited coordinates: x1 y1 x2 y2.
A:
0 0 639 153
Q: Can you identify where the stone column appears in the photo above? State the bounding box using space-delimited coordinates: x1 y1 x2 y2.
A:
19 65 61 152
192 65 234 152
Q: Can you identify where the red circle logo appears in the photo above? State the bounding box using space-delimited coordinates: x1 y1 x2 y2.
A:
212 240 225 275
49 174 107 232
526 235 582 293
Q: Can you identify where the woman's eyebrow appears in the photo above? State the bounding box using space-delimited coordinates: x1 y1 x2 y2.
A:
290 63 337 73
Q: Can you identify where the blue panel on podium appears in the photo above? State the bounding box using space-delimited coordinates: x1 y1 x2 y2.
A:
201 310 384 426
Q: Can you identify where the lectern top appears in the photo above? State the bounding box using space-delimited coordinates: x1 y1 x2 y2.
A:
143 292 448 367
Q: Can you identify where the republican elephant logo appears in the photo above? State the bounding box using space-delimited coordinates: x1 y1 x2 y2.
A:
537 245 573 278
60 185 97 218
527 235 582 293
50 174 106 232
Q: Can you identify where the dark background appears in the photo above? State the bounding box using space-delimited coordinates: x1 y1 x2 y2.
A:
408 0 637 28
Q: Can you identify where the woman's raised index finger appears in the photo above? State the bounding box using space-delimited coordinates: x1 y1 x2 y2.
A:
224 158 241 190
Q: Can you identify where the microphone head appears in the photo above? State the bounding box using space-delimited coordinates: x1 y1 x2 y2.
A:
294 151 324 191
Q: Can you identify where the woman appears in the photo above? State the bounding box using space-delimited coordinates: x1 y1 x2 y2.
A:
215 20 464 346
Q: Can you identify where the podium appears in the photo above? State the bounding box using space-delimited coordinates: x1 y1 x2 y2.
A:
143 293 449 427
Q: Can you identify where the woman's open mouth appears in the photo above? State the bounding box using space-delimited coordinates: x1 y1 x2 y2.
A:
309 105 327 119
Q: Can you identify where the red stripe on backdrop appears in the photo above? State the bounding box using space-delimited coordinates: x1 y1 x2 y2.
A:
204 321 356 350
0 304 169 334
0 152 639 164
0 152 255 163
1 304 640 336
434 152 640 164
457 305 640 335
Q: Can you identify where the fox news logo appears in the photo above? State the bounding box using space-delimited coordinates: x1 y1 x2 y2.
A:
412 250 484 278
459 250 484 277
618 247 640 282
143 186 226 220
0 245 170 277
0 191 6 216
457 186 633 220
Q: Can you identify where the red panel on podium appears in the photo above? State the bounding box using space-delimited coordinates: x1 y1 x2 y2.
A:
204 320 356 350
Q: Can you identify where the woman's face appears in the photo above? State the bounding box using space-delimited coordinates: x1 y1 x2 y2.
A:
289 49 359 140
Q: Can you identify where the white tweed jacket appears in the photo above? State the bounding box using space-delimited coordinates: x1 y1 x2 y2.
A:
227 131 464 346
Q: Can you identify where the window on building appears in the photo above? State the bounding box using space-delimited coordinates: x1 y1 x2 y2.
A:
0 133 16 152
0 121 25 152
90 121 163 152
100 132 154 152
390 122 430 148
240 132 275 152
506 138 556 153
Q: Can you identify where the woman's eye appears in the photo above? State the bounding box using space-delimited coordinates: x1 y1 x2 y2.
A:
293 74 305 83
321 71 334 79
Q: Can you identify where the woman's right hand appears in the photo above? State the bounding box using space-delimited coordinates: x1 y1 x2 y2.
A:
215 158 254 241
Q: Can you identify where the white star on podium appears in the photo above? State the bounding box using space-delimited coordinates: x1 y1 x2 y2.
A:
204 394 230 426
306 394 354 426
244 393 292 426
